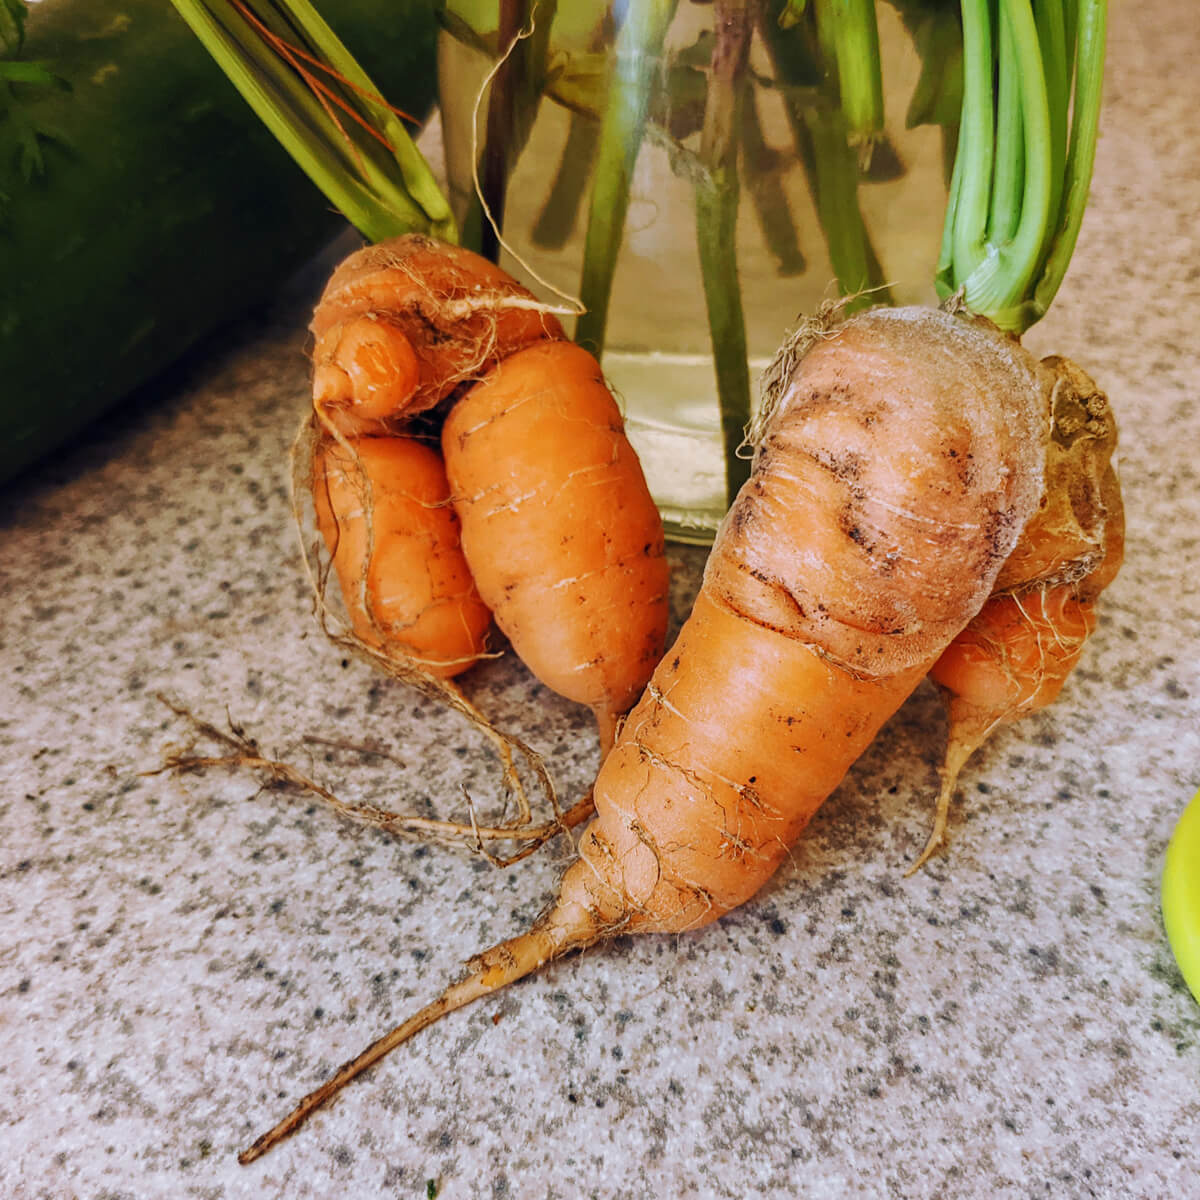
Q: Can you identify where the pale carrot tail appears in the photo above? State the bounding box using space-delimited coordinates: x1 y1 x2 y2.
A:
238 904 601 1165
593 704 620 758
905 719 989 877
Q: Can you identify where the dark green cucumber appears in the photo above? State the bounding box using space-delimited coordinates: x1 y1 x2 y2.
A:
0 0 438 483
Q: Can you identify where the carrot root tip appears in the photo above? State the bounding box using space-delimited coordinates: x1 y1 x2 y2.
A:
905 730 987 877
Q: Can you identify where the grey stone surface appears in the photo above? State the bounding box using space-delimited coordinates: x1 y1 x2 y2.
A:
2 4 1199 1197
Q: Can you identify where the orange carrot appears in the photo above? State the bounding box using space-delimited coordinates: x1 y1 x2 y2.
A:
911 356 1125 872
312 434 492 678
240 306 1073 1163
305 234 668 750
441 340 669 750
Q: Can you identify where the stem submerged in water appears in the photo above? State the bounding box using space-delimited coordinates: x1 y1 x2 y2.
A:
760 0 891 312
574 0 678 358
468 0 559 259
696 0 754 505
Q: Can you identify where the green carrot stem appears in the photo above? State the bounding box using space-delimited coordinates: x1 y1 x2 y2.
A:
477 0 524 261
695 0 754 505
802 105 883 305
169 0 453 243
696 168 753 503
1030 0 1105 321
280 0 451 230
575 0 677 357
815 0 884 145
987 2 1023 245
1035 0 1070 223
960 0 1052 323
740 85 806 276
997 0 1053 289
531 9 610 251
935 124 964 293
1063 0 1080 77
183 0 419 236
950 0 994 282
760 1 889 308
937 0 1103 331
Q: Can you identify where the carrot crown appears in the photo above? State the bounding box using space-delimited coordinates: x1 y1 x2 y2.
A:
935 0 1107 333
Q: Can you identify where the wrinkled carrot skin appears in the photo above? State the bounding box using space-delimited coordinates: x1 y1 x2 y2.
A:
312 436 492 678
561 592 931 930
442 341 669 748
545 308 1052 933
931 364 1124 743
310 236 563 437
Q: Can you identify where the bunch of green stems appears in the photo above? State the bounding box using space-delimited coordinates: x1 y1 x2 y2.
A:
171 0 1105 506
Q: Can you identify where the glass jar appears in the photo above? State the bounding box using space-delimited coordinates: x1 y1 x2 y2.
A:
436 1 955 541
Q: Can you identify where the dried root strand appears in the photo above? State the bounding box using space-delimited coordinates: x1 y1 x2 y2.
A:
746 298 844 453
289 414 589 854
904 728 989 877
149 695 593 868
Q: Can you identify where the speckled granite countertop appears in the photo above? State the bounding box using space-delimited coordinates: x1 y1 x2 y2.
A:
3 4 1199 1198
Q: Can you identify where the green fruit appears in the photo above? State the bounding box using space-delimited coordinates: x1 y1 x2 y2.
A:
1162 788 1200 1004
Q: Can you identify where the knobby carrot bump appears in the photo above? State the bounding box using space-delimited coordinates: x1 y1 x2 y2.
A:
309 234 563 438
241 305 1123 1164
915 356 1125 872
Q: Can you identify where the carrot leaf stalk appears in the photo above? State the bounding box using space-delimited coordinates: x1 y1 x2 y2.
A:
814 0 884 152
573 0 678 358
695 0 755 504
898 2 964 185
468 0 559 259
739 84 808 276
759 0 892 312
529 8 612 251
936 0 1106 333
168 0 455 244
529 106 601 249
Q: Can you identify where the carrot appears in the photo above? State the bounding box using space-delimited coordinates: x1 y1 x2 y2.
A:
911 356 1125 872
441 339 670 751
311 434 492 678
239 305 1077 1163
304 234 668 756
309 234 564 438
